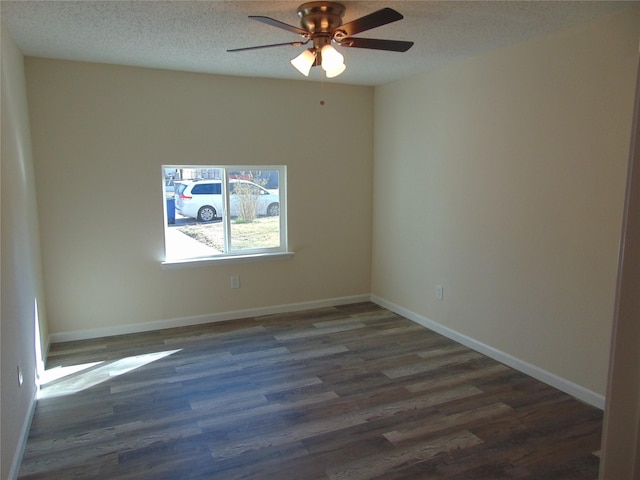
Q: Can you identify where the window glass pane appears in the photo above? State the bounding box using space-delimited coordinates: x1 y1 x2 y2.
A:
228 170 281 251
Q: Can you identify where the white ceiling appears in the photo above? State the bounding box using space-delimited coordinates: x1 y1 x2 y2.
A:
1 1 635 86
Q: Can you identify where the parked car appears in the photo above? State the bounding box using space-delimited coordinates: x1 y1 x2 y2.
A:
175 179 280 222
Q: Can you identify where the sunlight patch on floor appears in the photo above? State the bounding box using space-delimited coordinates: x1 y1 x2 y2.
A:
38 350 181 399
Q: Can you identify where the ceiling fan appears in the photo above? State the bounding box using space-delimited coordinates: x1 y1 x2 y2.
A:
227 2 414 78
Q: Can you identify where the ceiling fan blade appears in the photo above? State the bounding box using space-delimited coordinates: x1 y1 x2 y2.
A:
227 40 308 53
338 37 414 53
334 8 403 38
249 16 309 37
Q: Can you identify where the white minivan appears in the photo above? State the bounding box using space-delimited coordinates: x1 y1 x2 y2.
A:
175 179 280 222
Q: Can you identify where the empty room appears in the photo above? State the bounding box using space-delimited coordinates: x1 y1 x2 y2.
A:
2 2 639 479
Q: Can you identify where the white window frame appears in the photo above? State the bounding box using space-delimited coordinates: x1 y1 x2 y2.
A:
161 165 292 268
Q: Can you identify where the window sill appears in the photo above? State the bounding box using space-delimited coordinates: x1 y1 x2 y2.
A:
161 251 295 269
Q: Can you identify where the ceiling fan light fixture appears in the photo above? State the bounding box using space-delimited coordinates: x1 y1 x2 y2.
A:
320 44 344 74
291 48 316 76
325 62 346 78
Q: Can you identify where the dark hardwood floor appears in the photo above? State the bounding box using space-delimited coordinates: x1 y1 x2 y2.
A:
19 303 603 479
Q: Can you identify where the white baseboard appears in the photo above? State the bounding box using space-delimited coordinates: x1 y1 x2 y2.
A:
371 295 605 410
8 389 37 480
49 294 371 343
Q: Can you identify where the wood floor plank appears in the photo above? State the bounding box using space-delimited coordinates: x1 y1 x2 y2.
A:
384 402 515 445
383 350 486 379
19 302 603 479
326 431 484 480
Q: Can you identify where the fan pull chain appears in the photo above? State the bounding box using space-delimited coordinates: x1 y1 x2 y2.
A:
320 75 325 106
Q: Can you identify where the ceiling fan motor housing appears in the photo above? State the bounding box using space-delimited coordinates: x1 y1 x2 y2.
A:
297 2 345 33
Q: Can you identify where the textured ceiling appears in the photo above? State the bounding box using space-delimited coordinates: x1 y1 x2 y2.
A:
1 1 635 86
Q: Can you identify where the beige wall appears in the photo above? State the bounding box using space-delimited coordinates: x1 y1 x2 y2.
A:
372 8 640 397
1 25 48 479
24 59 373 336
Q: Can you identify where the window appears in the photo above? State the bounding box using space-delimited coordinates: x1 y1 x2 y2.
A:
162 166 290 265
